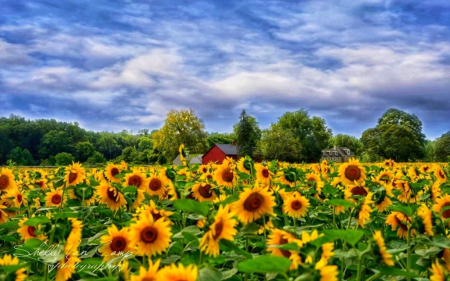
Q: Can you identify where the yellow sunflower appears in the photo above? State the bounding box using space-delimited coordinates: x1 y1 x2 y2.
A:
33 178 48 190
434 165 447 183
277 167 298 187
357 193 373 228
45 188 65 207
315 243 335 268
146 173 168 198
318 265 339 281
420 164 432 174
55 254 81 281
130 213 172 257
179 144 186 162
214 162 237 188
2 188 27 208
64 162 85 187
267 228 301 258
344 181 369 203
283 193 310 219
305 173 324 194
338 158 366 185
130 260 161 281
105 163 122 183
383 159 396 168
97 182 127 211
0 254 27 281
99 225 134 261
431 181 442 203
255 163 272 184
121 160 129 170
158 263 198 281
429 259 446 281
17 217 43 241
0 205 8 224
200 205 237 257
69 184 97 206
237 157 253 174
233 185 276 224
134 200 174 223
0 168 16 191
124 170 147 190
375 170 392 185
191 182 217 202
417 204 434 236
372 185 393 212
395 180 415 203
373 231 394 266
386 211 413 239
65 218 83 254
433 194 450 224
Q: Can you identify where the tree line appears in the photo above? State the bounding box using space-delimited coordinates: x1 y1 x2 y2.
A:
1 108 449 166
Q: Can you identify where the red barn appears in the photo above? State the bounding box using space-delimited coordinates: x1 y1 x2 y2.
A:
202 144 238 164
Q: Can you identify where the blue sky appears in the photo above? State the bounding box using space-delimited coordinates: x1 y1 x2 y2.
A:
1 0 450 139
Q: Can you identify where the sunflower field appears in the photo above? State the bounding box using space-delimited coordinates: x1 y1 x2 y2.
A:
0 154 450 281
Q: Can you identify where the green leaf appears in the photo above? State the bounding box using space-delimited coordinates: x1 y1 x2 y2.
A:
0 235 19 242
221 268 238 280
271 242 299 251
314 230 364 247
377 266 419 278
123 186 137 193
198 266 223 281
325 199 355 208
389 205 413 216
220 193 240 206
237 255 291 274
237 222 260 237
173 199 209 216
24 216 50 226
1 264 27 275
220 240 253 259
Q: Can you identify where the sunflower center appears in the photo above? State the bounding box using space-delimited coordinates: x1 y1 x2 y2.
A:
68 172 78 183
149 178 162 191
17 194 23 203
52 194 62 205
199 184 213 198
111 168 120 177
202 167 207 173
0 175 9 190
439 170 446 179
141 226 158 243
345 165 361 181
423 167 429 172
222 167 234 182
107 187 120 202
213 221 223 239
28 226 36 237
35 181 44 188
442 202 450 219
111 236 126 252
142 278 155 281
151 211 163 221
244 193 264 212
262 169 269 178
291 200 302 210
350 186 368 197
279 237 291 258
128 175 142 187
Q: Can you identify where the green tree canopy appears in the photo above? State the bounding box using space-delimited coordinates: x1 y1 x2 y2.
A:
75 141 95 162
255 126 302 163
234 110 261 158
152 109 208 161
333 134 362 156
55 152 74 166
435 132 450 162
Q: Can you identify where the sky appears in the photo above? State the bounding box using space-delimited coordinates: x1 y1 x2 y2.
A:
1 0 450 140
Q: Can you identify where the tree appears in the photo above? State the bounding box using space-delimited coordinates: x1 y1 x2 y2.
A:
39 130 73 159
423 140 437 162
255 126 302 162
435 132 450 162
378 108 426 145
22 149 35 165
87 152 106 164
119 147 139 164
138 137 153 151
207 132 235 148
55 152 74 166
333 134 362 156
153 109 208 161
7 147 35 165
234 110 261 158
276 110 332 162
96 134 122 160
75 141 95 162
361 124 424 162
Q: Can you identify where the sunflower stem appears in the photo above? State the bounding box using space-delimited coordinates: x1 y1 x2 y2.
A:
356 243 371 281
366 272 381 281
59 183 66 211
406 226 412 281
199 250 204 266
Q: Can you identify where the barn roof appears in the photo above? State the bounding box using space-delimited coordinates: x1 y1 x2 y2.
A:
202 143 238 158
172 154 202 165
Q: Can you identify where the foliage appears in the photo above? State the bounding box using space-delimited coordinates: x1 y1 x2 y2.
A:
255 125 303 162
87 151 106 164
361 109 426 162
54 152 74 166
234 110 261 158
153 109 208 162
435 132 450 162
332 134 362 156
206 132 235 148
75 141 95 162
